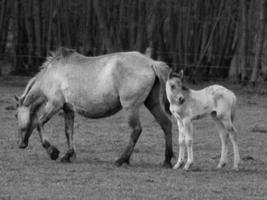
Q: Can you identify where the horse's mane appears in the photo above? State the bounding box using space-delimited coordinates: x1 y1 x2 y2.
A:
19 47 76 105
40 47 77 70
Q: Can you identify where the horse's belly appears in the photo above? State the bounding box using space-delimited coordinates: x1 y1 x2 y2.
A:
75 103 122 118
65 89 122 118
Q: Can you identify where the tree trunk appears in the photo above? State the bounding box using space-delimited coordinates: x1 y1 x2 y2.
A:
239 0 249 84
249 0 266 86
33 0 41 57
46 0 54 52
93 0 113 52
24 0 34 72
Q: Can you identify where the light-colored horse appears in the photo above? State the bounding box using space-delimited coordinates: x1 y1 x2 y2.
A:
166 70 240 170
15 47 173 167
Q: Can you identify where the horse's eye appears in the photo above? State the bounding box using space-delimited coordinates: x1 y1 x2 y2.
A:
171 84 175 90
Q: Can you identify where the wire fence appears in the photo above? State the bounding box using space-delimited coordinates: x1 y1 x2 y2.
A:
1 45 266 82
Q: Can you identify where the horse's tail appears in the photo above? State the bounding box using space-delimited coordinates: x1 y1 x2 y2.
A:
151 61 172 116
151 61 170 83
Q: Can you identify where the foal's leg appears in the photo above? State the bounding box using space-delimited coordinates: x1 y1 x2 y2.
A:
115 108 142 166
229 125 240 170
213 118 229 169
173 119 186 169
183 119 194 170
144 102 173 168
37 101 62 160
60 103 76 162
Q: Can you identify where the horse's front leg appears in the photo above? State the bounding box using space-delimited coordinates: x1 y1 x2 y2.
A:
183 119 194 170
37 102 61 160
60 103 76 163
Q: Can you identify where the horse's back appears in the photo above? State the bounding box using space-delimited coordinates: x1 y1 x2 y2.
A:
40 51 157 117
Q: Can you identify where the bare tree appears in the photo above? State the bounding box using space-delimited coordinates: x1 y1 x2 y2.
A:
250 0 266 86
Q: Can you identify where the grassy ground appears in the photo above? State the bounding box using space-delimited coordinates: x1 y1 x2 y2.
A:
0 78 267 200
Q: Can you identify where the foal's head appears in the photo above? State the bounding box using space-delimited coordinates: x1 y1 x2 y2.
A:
166 70 188 105
14 96 37 149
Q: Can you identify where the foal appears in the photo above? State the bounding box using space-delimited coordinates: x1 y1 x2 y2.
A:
166 70 240 170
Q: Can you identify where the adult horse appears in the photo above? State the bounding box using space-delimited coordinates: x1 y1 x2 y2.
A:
15 47 173 167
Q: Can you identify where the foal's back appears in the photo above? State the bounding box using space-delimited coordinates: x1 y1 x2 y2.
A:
202 84 236 118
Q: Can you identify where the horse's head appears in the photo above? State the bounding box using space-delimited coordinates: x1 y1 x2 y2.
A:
14 95 35 149
166 69 186 105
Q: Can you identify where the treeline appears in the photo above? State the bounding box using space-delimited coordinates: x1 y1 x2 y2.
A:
0 0 266 84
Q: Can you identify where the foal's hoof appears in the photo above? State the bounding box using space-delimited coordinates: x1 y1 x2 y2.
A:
232 166 239 171
173 162 184 169
60 150 76 163
115 158 130 167
184 162 193 171
48 146 60 160
163 161 172 168
217 162 227 169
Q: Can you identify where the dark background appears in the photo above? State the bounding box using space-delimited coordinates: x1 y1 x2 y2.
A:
0 0 266 84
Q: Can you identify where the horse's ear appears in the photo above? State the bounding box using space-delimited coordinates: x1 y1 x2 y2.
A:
14 95 20 107
14 95 19 102
14 95 23 107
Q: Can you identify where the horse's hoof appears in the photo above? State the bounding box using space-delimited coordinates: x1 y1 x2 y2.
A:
60 150 76 163
114 160 123 167
115 158 130 167
163 161 172 168
48 146 60 160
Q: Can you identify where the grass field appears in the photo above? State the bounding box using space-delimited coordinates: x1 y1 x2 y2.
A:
0 78 267 200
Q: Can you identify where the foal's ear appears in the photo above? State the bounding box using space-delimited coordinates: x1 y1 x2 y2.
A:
168 68 180 79
178 70 184 79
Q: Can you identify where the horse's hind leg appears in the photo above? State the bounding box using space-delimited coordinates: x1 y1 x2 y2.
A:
37 101 62 160
144 101 173 168
115 108 142 166
60 103 76 163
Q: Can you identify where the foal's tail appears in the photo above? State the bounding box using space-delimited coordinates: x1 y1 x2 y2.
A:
151 61 172 116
